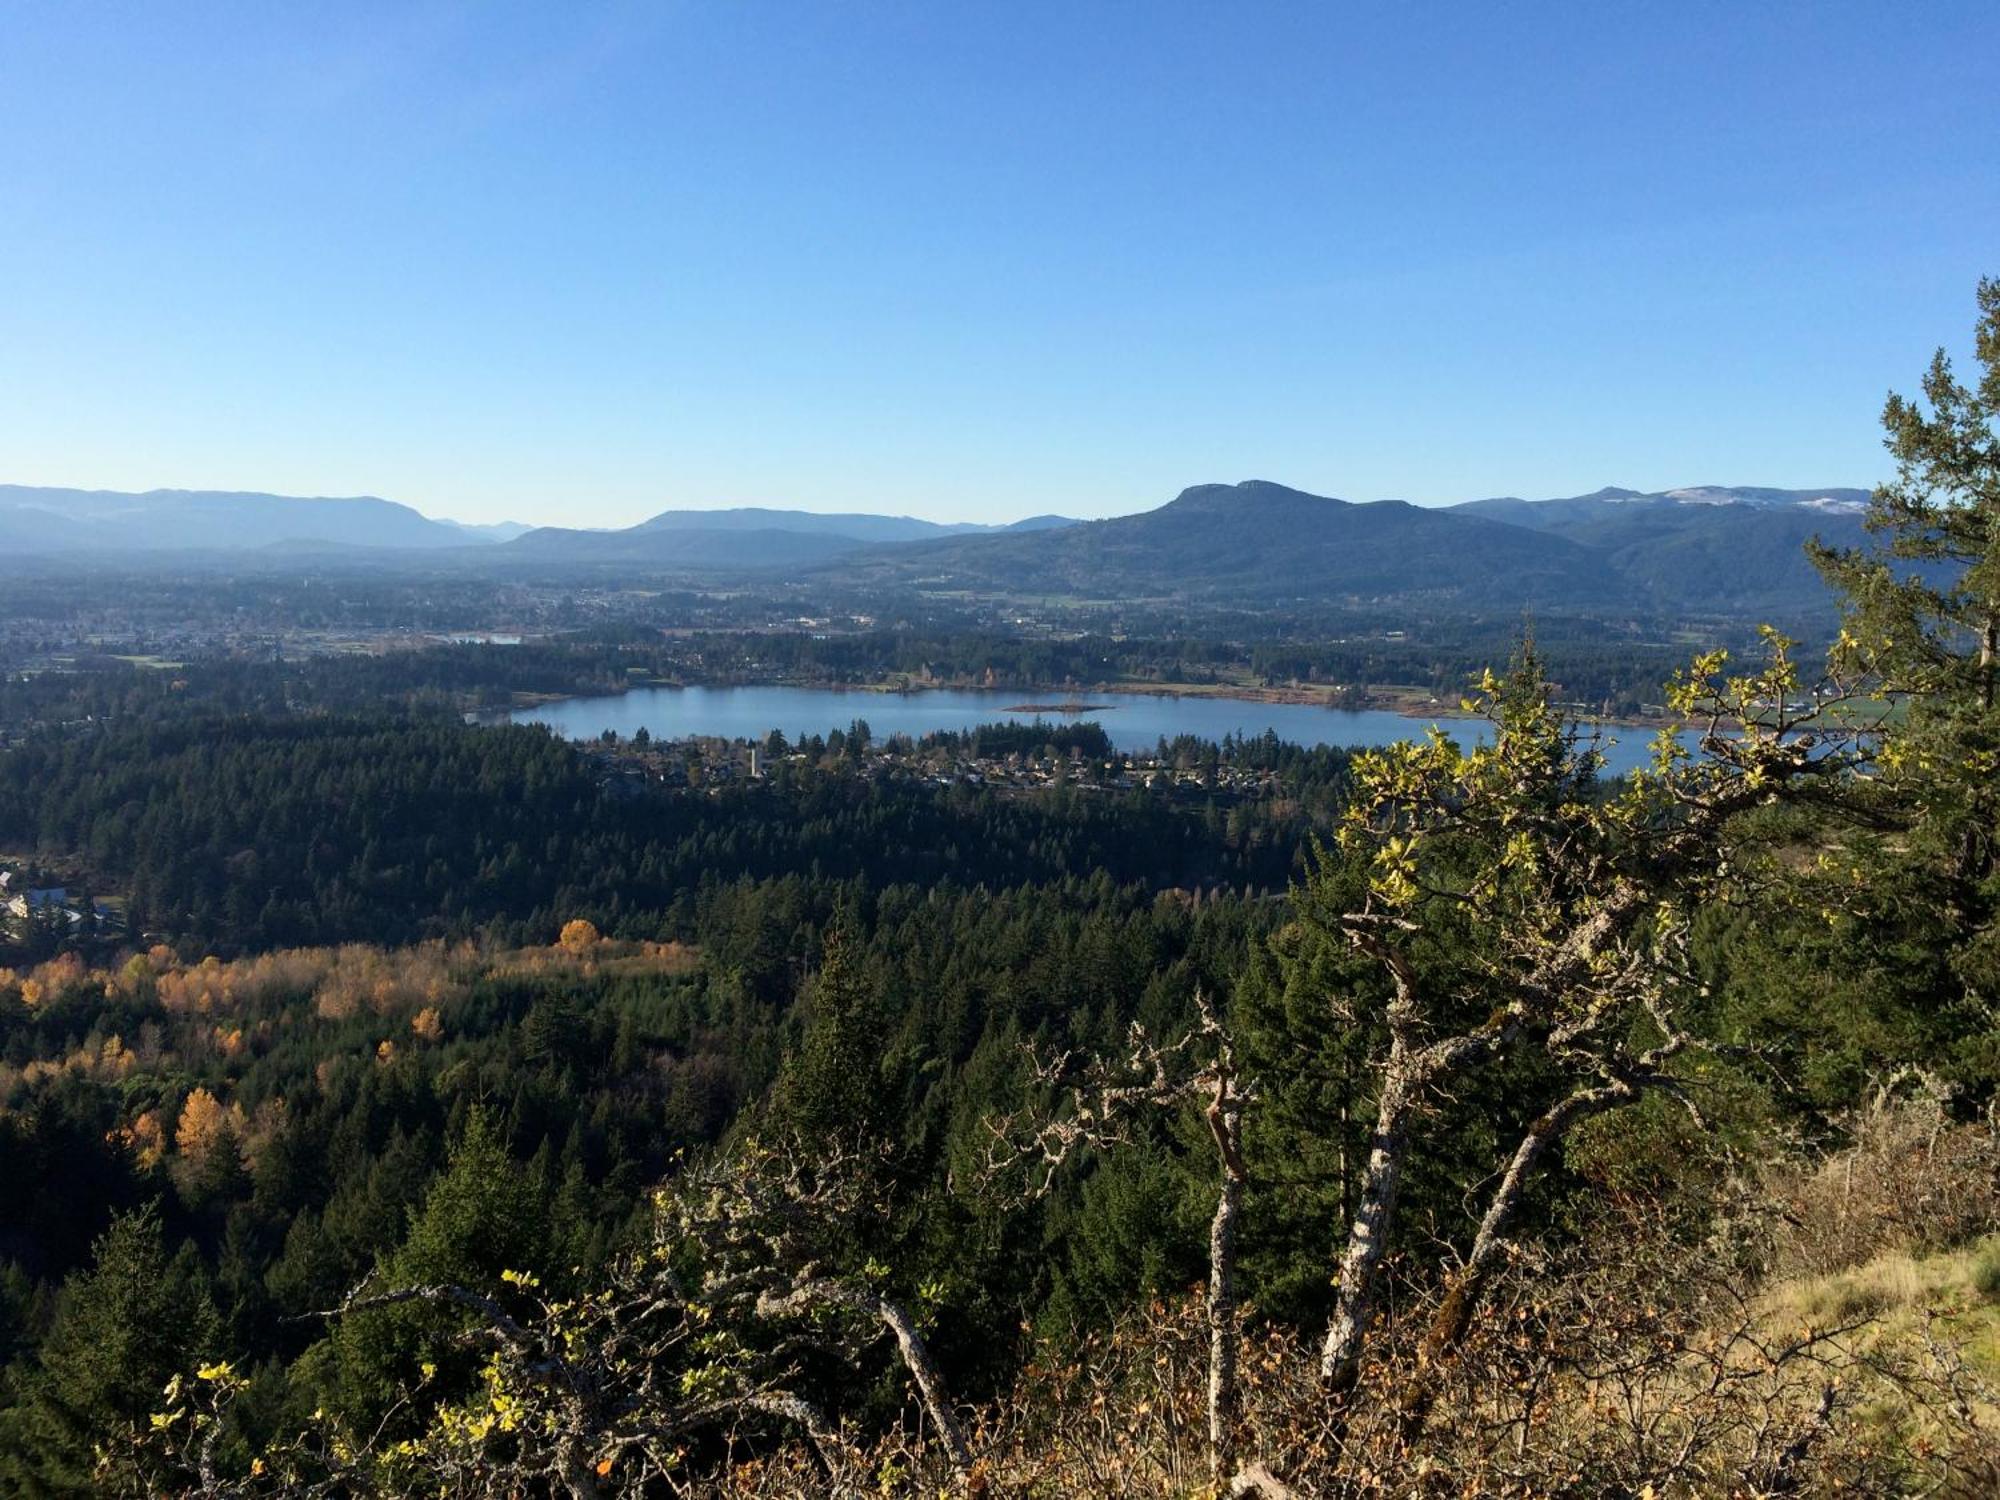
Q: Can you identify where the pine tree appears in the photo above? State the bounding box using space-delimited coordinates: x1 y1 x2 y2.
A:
1813 278 2000 846
326 1108 546 1428
1794 276 2000 1094
0 1204 216 1497
1815 280 2000 700
773 928 889 1138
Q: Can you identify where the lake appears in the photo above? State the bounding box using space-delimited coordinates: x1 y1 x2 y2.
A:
506 683 1687 778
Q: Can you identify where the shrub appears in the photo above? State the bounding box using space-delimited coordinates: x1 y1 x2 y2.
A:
1974 1240 2000 1301
1765 1084 2000 1277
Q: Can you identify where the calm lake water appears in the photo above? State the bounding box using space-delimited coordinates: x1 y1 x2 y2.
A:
507 684 1685 779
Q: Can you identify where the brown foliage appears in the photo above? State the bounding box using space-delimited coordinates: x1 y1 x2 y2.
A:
1767 1082 2000 1279
715 1211 1999 1498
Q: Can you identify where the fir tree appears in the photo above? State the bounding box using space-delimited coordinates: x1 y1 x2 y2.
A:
0 1204 216 1497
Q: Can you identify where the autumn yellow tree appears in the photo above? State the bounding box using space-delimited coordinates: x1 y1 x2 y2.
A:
174 1087 245 1166
557 918 600 953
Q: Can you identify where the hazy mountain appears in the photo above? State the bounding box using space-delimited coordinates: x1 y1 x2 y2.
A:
509 506 1081 566
444 518 534 542
0 488 1080 562
1449 486 1872 612
0 486 492 553
819 479 1873 619
0 478 1871 622
0 486 1083 566
504 524 879 569
831 480 1625 608
1000 514 1080 532
634 508 971 541
0 503 95 553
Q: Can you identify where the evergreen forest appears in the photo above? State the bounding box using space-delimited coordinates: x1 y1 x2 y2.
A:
2 285 2000 1496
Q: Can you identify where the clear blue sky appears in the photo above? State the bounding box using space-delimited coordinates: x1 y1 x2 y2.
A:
2 2 1995 527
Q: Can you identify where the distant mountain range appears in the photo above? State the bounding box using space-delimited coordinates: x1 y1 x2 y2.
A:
508 507 1076 565
1 479 1878 620
1455 484 1870 523
832 481 1612 603
1447 485 1875 615
821 481 1875 617
0 488 1073 560
0 486 517 553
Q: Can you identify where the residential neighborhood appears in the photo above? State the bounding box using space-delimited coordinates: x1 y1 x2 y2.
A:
575 725 1294 802
0 865 119 943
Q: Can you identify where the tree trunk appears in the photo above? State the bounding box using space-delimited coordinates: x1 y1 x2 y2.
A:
1319 1060 1416 1390
557 1446 602 1500
1316 1013 1519 1392
1982 610 1997 711
1205 1076 1248 1484
762 1280 976 1484
1228 1461 1303 1498
1319 896 1635 1396
868 1290 977 1482
1394 1078 1635 1443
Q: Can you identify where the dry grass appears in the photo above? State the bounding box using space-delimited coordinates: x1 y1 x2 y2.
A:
713 1106 2000 1498
1762 1084 2000 1279
1775 1235 2000 1380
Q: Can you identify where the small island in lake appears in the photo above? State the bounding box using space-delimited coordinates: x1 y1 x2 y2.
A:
1004 700 1113 714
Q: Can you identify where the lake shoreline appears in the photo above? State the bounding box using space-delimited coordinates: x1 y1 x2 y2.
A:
500 680 1696 779
508 675 1674 732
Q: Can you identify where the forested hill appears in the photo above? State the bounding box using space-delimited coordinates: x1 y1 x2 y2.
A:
1450 485 1877 612
508 506 1088 564
821 481 1618 607
818 479 1869 618
2 477 1874 626
0 714 1325 952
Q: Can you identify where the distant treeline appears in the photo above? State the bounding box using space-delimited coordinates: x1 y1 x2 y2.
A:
0 714 1334 956
647 625 1720 713
3 621 1747 734
915 720 1114 759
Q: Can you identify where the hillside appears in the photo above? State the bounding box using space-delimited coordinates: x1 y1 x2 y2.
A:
823 480 1615 609
0 485 492 553
0 478 1875 622
821 479 1872 618
504 523 887 569
1449 485 1873 613
510 505 1078 565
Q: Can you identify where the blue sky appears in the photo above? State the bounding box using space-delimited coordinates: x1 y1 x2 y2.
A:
1 2 1995 527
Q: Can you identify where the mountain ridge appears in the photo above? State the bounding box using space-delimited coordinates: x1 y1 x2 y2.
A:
0 479 1878 621
0 487 1081 559
0 485 488 553
509 506 1082 565
827 480 1623 607
817 479 1874 618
